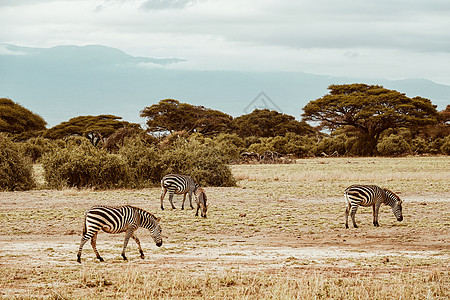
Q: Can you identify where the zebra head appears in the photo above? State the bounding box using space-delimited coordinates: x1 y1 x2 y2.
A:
392 197 403 222
151 217 163 247
196 188 208 218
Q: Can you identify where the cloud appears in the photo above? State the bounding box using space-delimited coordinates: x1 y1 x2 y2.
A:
140 0 198 10
0 0 449 84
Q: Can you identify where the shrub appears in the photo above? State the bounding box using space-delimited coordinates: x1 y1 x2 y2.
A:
376 134 411 156
0 134 35 191
315 135 348 156
17 137 55 163
42 143 130 189
119 137 162 188
213 133 245 160
440 136 450 155
411 137 429 154
160 136 236 187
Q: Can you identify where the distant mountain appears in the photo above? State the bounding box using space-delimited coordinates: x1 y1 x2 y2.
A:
1 43 449 127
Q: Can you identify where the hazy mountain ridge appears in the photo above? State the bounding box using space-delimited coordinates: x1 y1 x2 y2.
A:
1 44 449 127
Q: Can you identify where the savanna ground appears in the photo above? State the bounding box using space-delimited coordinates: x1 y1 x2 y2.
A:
0 156 449 299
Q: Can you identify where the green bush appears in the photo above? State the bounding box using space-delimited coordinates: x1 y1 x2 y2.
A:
17 137 55 163
41 133 237 189
376 134 411 156
42 143 130 189
160 136 236 187
119 137 162 188
0 134 35 191
411 137 429 154
213 133 245 160
440 136 450 155
315 135 348 156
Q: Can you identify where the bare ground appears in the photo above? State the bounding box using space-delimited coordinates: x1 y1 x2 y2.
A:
1 187 449 298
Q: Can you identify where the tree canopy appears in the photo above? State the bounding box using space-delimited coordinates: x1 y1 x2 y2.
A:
232 109 317 138
140 99 232 135
43 115 140 139
302 84 439 154
0 98 47 134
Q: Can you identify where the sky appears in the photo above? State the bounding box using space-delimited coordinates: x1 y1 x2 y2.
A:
1 0 450 85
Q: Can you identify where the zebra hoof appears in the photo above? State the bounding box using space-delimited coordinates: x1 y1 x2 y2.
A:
98 257 104 262
77 255 81 263
345 225 349 229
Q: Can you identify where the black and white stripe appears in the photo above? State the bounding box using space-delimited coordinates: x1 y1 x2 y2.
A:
160 174 200 211
345 185 403 228
77 205 162 263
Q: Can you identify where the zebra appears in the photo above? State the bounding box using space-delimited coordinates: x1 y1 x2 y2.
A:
160 174 201 211
344 185 403 228
77 205 162 263
194 187 208 218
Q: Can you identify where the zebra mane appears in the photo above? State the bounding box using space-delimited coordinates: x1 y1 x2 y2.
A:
383 188 402 203
129 205 159 221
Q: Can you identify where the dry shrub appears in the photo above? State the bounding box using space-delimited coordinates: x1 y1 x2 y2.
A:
377 134 411 156
119 137 162 188
0 134 35 191
42 141 129 189
41 134 236 189
160 135 236 187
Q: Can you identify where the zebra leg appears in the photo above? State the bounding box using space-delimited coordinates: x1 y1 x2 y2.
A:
195 202 200 217
373 204 381 227
345 205 350 229
350 205 359 228
77 236 90 263
131 234 145 259
168 191 176 209
181 193 186 210
90 232 104 262
160 188 167 210
121 229 135 260
189 192 194 209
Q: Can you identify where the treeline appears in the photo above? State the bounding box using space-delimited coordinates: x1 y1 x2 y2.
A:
1 83 449 191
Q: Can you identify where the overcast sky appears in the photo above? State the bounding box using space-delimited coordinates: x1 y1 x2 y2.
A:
1 0 450 85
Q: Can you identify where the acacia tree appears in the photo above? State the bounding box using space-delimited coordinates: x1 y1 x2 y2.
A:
140 99 232 135
232 109 316 138
43 115 140 140
302 84 439 155
0 98 47 134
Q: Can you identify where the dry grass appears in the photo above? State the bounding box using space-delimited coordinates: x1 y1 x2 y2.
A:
0 156 449 299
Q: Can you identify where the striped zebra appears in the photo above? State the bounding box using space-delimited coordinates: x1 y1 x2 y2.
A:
345 185 403 228
77 205 162 263
160 174 200 211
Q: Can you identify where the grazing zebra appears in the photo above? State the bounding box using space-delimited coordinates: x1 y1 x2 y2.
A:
160 174 200 211
345 185 403 228
194 187 208 218
77 205 162 263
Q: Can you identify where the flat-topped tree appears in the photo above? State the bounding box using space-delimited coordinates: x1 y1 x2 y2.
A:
302 84 439 155
231 109 317 138
0 98 47 134
140 99 232 135
43 115 141 140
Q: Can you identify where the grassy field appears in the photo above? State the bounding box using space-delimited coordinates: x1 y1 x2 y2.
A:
0 156 449 299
